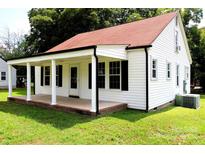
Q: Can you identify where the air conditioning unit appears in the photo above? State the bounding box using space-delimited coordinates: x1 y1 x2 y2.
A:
175 94 200 109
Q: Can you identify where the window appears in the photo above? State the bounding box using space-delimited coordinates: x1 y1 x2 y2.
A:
1 72 6 81
56 65 60 86
44 66 50 86
151 59 157 80
98 62 105 88
109 61 120 89
176 30 178 52
176 65 179 86
185 66 189 80
88 62 105 89
175 30 181 52
167 62 171 79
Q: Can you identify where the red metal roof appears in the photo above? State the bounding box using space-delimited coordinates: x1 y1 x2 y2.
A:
47 12 177 53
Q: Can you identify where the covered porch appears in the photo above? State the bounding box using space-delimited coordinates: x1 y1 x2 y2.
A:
8 94 127 115
7 45 128 115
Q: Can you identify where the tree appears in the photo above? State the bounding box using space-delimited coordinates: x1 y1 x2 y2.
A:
198 27 205 91
0 28 34 60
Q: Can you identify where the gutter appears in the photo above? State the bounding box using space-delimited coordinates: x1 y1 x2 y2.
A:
93 46 99 115
144 47 149 112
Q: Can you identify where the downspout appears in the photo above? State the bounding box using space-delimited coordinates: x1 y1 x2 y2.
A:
93 46 99 114
144 47 149 112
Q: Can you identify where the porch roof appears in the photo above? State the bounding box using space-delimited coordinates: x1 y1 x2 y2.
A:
7 44 129 65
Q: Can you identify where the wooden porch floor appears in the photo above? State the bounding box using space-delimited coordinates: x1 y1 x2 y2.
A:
8 95 127 115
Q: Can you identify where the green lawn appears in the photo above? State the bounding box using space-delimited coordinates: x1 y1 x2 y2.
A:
0 88 205 144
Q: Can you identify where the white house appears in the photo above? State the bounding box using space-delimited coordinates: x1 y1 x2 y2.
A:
0 57 16 89
6 12 192 114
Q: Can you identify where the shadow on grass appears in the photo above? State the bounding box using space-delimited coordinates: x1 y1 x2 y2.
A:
0 101 94 130
107 105 176 122
0 100 177 130
201 94 205 99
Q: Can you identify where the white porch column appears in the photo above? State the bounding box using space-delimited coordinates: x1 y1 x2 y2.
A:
51 59 56 105
91 55 97 112
8 64 12 97
26 62 31 101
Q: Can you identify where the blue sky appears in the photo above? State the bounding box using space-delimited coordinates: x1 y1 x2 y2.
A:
0 8 204 35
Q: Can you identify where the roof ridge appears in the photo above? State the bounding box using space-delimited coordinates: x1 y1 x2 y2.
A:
78 11 177 36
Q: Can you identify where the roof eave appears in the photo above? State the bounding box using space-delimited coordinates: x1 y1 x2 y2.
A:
126 45 152 50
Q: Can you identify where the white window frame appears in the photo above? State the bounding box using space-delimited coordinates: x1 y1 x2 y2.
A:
167 62 171 80
109 61 121 90
176 64 180 87
151 58 158 80
0 72 6 81
44 66 51 86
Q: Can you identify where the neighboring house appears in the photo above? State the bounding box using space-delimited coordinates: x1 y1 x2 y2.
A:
0 57 16 89
6 11 191 113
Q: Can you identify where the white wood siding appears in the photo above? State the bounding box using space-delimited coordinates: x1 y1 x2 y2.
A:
0 58 16 88
35 49 146 110
97 45 128 60
148 16 191 110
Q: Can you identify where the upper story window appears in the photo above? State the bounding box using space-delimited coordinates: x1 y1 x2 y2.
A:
1 72 6 81
175 30 179 52
151 59 157 80
167 62 171 79
44 66 50 86
109 61 120 89
176 65 180 86
98 62 105 88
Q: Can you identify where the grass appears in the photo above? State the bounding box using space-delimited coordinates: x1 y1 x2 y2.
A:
0 88 205 144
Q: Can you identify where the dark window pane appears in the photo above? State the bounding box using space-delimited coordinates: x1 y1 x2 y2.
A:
71 67 77 88
98 76 105 88
152 70 156 78
109 61 120 75
168 71 170 78
56 66 59 75
45 66 50 75
177 76 179 86
109 76 120 89
45 76 50 85
56 76 59 86
1 76 6 80
1 72 6 80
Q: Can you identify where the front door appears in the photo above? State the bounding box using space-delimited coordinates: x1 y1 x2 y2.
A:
69 65 79 97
